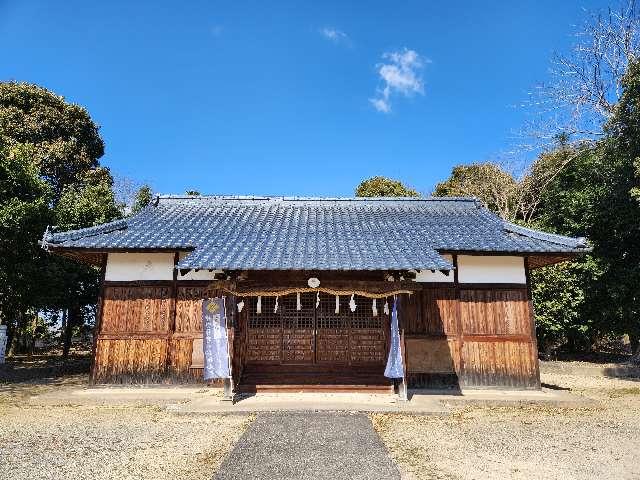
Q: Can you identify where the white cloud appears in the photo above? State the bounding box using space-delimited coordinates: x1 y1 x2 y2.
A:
370 97 391 113
320 27 349 45
370 48 426 113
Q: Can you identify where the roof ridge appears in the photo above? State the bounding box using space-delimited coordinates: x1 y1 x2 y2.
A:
45 217 129 243
503 221 588 249
156 194 478 202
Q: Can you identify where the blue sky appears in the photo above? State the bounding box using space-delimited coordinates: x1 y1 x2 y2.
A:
0 1 609 196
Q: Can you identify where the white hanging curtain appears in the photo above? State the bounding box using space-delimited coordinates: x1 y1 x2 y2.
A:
384 297 404 379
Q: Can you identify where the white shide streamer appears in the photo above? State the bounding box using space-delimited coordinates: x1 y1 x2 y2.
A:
349 294 356 312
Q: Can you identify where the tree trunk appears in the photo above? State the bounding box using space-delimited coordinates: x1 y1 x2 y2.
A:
8 310 28 355
630 333 640 365
28 315 37 356
62 305 80 361
60 309 68 346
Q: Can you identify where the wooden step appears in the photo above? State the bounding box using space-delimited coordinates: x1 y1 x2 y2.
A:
238 372 394 394
237 383 394 394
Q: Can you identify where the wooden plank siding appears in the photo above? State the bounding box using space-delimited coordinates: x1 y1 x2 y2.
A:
92 280 225 384
91 266 541 390
458 286 539 389
401 286 462 388
401 279 540 389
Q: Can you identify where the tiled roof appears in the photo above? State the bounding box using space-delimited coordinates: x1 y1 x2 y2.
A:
43 195 589 271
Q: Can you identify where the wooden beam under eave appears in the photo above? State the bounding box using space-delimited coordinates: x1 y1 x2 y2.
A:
527 254 582 269
48 248 105 267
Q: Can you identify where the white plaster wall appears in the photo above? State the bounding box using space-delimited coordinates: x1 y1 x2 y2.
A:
457 255 526 284
176 252 222 280
178 269 222 281
105 253 175 281
413 255 454 283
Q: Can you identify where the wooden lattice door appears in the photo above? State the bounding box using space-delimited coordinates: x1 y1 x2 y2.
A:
246 296 281 363
348 295 387 365
281 293 315 363
245 292 388 367
316 294 350 363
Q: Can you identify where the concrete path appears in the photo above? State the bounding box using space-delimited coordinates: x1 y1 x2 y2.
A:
173 391 448 414
29 385 595 411
214 412 401 480
29 385 217 406
167 388 594 414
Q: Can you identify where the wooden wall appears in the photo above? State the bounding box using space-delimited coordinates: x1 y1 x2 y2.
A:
401 259 540 389
92 280 228 384
91 262 540 390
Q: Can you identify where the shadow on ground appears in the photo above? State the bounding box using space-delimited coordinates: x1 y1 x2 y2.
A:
0 352 90 403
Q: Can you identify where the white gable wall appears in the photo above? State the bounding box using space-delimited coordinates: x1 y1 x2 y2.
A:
457 255 526 284
104 252 223 281
103 252 526 284
105 253 175 281
177 252 221 280
412 254 454 282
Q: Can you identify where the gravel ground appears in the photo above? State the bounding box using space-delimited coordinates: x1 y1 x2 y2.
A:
3 354 639 480
0 404 252 480
373 371 640 480
0 353 90 405
215 412 401 480
0 354 254 480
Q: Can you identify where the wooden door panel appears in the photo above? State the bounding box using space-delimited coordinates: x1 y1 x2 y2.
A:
247 329 281 362
244 293 388 367
281 293 315 363
350 329 386 364
316 330 349 362
246 296 282 363
316 295 350 363
348 295 386 365
282 329 314 362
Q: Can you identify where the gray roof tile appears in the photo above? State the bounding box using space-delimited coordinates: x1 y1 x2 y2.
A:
43 195 589 271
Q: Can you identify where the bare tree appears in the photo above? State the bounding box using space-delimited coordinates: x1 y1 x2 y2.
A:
522 0 640 149
433 162 520 221
434 141 591 224
492 2 640 222
515 143 591 223
112 173 150 214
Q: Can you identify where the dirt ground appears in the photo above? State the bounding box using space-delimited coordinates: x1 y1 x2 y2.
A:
373 368 640 480
0 354 253 480
2 354 639 480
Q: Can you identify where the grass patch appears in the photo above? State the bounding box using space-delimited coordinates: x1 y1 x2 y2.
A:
608 387 640 398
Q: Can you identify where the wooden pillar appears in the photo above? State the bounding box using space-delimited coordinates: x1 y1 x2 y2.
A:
166 252 179 377
524 257 541 389
89 253 108 384
224 294 236 401
452 254 465 387
399 326 408 401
